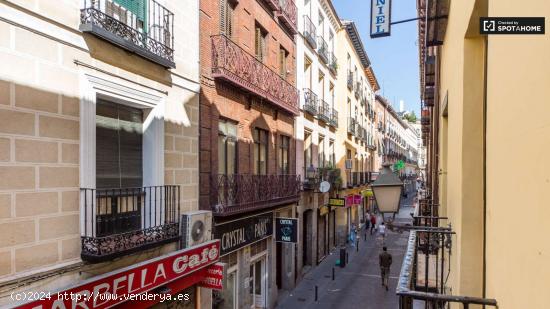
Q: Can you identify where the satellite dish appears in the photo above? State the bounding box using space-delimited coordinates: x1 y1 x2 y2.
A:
319 181 331 193
191 220 205 241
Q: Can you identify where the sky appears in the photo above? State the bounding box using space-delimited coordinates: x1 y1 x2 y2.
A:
333 0 421 116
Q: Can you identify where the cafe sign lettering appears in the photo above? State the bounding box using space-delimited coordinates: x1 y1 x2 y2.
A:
13 240 220 309
214 213 273 255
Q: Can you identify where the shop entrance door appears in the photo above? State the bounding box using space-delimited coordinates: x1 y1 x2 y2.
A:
249 258 266 309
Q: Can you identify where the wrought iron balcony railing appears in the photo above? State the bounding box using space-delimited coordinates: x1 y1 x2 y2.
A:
355 123 363 139
347 71 354 90
329 52 338 75
211 174 300 216
329 108 338 128
317 36 329 64
348 117 356 135
80 0 175 68
262 0 280 11
303 88 318 116
80 186 180 262
318 100 331 123
211 34 299 115
355 82 361 99
276 0 298 34
303 15 317 49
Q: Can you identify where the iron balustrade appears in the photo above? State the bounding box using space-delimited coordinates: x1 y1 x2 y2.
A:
80 0 174 68
317 36 329 64
355 122 363 139
303 15 317 49
397 230 497 309
211 34 299 115
211 174 300 216
276 0 297 34
318 100 331 123
80 186 180 262
347 71 354 90
330 109 338 128
355 82 361 98
262 0 280 11
348 117 357 135
329 52 338 75
303 88 318 116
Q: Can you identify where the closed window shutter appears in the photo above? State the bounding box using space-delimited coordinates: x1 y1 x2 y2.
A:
96 100 143 189
227 4 234 38
255 27 262 60
220 0 227 34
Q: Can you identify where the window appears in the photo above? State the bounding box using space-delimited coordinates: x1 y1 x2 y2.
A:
254 128 268 175
95 100 144 236
329 83 335 109
329 140 335 167
318 71 325 100
255 24 268 62
279 46 288 78
304 57 312 89
218 120 237 175
220 0 235 37
278 135 290 174
318 135 325 168
304 130 312 174
96 100 143 189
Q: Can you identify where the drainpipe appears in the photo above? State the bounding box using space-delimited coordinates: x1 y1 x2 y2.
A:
482 34 488 302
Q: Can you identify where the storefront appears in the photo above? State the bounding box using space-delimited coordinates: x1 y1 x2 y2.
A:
213 211 274 309
317 205 329 263
12 240 222 309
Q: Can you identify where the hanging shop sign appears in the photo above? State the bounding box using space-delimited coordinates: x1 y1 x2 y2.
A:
214 213 273 255
328 198 345 207
362 189 374 198
370 0 392 38
199 263 224 290
354 194 363 205
319 205 330 216
345 195 354 207
275 217 298 243
13 240 220 309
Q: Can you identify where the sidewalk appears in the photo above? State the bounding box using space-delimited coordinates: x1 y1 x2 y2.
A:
276 195 416 309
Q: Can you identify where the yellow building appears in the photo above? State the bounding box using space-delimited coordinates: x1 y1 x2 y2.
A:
398 0 550 308
333 20 377 243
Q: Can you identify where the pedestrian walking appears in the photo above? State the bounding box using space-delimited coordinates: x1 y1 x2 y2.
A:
379 222 386 245
365 213 371 237
370 214 376 235
379 246 393 291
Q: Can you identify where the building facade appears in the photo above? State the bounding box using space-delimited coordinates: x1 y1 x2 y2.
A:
198 0 300 307
397 0 550 308
334 20 376 244
0 0 215 307
295 0 341 276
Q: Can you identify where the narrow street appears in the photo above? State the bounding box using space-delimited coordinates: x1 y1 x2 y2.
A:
277 194 416 309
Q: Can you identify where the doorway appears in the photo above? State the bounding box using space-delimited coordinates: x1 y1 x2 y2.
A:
249 258 266 309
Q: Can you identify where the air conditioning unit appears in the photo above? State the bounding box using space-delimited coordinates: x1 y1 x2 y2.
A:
180 210 212 249
345 159 353 169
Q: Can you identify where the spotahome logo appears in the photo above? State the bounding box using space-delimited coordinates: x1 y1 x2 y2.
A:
480 17 545 35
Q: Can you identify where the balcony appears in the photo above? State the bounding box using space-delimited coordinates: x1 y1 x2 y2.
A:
80 0 175 68
211 174 300 216
318 100 331 123
354 82 361 99
347 71 354 90
329 109 338 128
303 88 318 116
80 186 180 262
397 224 498 308
355 123 363 139
347 117 357 135
303 15 317 49
317 36 329 64
276 0 298 35
211 35 299 115
328 52 338 75
421 108 430 125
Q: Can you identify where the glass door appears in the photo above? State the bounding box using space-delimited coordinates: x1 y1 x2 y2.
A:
249 258 266 309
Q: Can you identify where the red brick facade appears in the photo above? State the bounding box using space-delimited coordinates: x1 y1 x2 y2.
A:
199 0 298 212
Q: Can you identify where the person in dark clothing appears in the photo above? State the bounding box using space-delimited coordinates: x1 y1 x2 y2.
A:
379 246 392 291
370 214 376 235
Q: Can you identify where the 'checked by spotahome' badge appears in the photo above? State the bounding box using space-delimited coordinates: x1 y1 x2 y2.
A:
480 17 545 35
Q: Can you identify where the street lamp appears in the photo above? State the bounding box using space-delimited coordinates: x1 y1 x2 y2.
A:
306 164 317 183
371 162 403 214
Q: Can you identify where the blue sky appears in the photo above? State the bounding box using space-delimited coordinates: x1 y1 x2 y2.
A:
333 0 421 115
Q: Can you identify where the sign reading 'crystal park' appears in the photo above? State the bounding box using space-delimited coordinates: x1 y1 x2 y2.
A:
370 0 391 38
214 213 273 255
